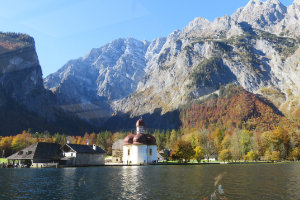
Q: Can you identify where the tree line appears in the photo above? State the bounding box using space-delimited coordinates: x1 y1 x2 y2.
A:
0 130 127 157
1 126 300 162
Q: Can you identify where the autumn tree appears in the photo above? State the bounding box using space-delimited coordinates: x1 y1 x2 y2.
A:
213 128 224 152
289 147 300 161
244 150 259 161
270 151 281 162
172 140 195 163
229 131 242 161
202 131 217 162
240 130 252 156
11 131 35 152
0 136 13 157
194 146 204 163
219 149 232 162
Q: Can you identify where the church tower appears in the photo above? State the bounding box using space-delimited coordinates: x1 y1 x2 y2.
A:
136 118 145 134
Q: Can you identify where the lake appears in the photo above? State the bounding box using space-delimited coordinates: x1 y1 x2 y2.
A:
1 163 300 200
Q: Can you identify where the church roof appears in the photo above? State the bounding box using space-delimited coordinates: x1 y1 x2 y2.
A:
124 133 156 146
124 134 135 146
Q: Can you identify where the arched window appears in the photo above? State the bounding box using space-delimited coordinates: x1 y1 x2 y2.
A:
149 148 152 156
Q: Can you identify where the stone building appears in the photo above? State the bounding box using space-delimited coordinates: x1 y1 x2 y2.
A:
112 139 123 163
60 143 106 166
123 118 157 165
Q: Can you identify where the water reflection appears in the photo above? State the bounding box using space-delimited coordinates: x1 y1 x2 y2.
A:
1 164 300 199
120 166 144 199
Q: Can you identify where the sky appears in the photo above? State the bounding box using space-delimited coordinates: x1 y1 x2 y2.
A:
0 0 294 77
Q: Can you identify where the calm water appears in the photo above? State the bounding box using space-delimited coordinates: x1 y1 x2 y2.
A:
1 163 300 200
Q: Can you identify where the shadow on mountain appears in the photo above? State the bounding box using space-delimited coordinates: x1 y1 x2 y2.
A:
101 108 181 132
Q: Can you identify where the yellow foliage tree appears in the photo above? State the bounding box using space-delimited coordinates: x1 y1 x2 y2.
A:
193 146 204 163
219 149 232 162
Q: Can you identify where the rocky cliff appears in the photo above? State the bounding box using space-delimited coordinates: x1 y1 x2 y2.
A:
44 38 150 125
0 32 94 135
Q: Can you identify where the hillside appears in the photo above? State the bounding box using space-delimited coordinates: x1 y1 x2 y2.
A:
180 85 289 132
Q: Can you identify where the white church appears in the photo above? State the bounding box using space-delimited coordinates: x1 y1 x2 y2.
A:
123 118 157 165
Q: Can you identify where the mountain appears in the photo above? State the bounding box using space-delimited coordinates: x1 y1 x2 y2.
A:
0 32 94 135
45 0 300 130
113 0 300 121
44 38 151 125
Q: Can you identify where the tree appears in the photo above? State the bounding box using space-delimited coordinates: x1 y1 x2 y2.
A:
244 150 259 161
221 134 231 150
240 130 252 156
0 136 13 157
213 128 224 152
263 150 271 161
218 149 232 162
169 129 179 149
11 131 35 152
202 131 216 162
194 146 204 163
229 131 242 161
289 147 300 161
270 151 281 162
89 132 96 145
154 130 166 151
172 140 195 163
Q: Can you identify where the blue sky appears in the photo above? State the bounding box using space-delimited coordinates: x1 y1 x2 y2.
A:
0 0 294 77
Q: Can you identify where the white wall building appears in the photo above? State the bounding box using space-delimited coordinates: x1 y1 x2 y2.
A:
123 118 157 165
61 143 106 166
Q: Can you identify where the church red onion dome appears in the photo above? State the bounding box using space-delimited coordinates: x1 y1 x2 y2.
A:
136 118 145 127
133 134 147 145
123 134 135 145
145 134 156 145
132 134 156 145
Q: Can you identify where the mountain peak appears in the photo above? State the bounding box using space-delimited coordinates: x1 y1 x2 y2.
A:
293 0 300 6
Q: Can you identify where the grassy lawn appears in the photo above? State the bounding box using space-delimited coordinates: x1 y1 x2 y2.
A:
0 158 7 164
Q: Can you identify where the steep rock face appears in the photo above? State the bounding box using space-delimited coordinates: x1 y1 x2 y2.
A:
0 32 94 135
0 33 48 113
45 38 149 101
44 38 150 124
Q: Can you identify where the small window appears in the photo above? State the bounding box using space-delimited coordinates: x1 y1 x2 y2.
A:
18 151 23 155
71 153 73 157
149 149 152 156
116 159 118 162
27 151 32 155
128 149 130 156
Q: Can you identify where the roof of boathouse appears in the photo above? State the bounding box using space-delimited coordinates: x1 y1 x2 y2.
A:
7 142 61 160
62 144 106 154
